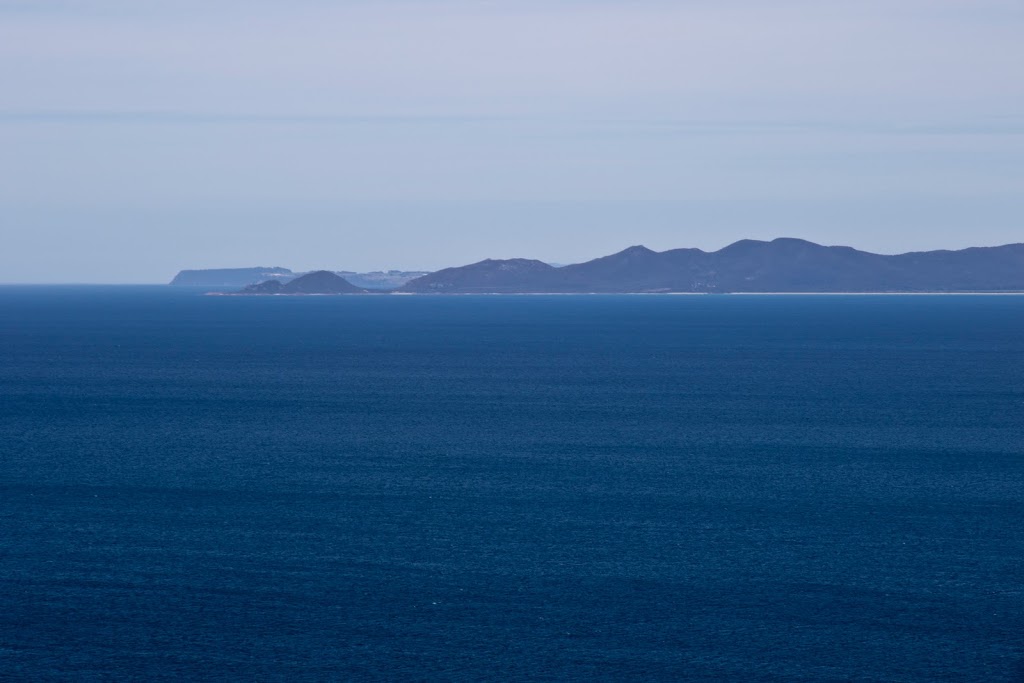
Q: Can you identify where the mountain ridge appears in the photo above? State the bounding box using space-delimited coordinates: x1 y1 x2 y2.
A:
398 239 1024 293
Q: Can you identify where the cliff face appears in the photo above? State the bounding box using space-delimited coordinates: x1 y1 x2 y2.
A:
171 267 293 286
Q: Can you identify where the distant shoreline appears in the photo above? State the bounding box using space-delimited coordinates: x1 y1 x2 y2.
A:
205 290 1024 297
175 239 1024 294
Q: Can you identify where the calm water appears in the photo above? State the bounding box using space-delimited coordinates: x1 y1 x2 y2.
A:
1 288 1022 681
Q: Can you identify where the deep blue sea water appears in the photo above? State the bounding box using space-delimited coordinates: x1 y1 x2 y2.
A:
1 287 1022 681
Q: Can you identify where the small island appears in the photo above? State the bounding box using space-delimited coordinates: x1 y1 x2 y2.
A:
235 271 367 295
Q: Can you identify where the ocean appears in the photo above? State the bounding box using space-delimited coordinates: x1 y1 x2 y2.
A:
1 287 1022 681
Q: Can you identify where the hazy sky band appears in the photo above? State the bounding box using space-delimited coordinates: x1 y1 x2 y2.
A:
1 0 1021 281
2 111 1024 136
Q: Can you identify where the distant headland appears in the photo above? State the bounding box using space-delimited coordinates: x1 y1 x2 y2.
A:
173 238 1024 295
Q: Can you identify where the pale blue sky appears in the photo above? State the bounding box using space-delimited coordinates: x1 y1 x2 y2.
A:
1 0 1022 282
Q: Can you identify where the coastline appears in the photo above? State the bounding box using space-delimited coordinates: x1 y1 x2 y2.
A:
205 290 1024 297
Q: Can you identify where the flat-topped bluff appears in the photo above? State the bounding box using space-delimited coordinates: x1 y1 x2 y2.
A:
193 239 1024 294
171 267 294 287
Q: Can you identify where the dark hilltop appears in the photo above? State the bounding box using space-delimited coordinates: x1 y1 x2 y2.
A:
239 270 366 295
